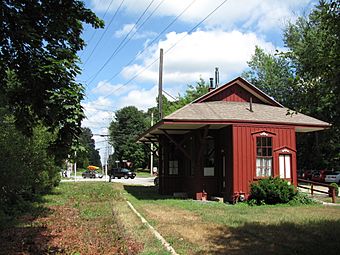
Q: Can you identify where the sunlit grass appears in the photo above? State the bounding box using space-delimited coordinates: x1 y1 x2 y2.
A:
123 185 340 255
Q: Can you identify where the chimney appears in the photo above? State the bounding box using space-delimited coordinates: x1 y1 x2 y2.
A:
249 97 253 112
209 77 214 91
215 67 219 87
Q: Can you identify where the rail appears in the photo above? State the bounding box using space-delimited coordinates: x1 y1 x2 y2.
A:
298 178 337 203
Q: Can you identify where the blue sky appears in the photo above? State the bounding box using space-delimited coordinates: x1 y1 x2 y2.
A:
77 0 317 159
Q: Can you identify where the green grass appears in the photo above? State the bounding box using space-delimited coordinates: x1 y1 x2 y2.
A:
123 185 340 255
44 182 170 254
10 183 339 255
136 171 153 178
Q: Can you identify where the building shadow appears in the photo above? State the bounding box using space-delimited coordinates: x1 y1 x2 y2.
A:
123 185 172 200
201 219 340 255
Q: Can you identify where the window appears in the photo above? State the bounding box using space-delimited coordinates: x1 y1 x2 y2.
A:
168 142 179 175
169 160 178 175
279 154 291 179
256 137 273 177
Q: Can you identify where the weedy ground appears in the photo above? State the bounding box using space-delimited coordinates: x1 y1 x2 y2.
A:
1 182 340 255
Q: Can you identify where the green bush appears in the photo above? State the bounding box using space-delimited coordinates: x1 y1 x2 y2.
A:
249 177 296 205
0 113 61 219
329 183 339 196
288 192 317 205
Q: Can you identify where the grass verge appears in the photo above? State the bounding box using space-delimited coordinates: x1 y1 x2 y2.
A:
123 185 340 255
0 182 168 254
3 182 339 255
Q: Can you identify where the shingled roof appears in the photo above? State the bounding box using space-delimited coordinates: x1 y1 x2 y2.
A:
164 101 330 128
137 77 331 142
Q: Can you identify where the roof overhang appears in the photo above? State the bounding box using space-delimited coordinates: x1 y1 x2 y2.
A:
137 119 330 143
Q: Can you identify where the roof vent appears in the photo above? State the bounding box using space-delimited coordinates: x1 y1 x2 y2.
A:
209 78 214 91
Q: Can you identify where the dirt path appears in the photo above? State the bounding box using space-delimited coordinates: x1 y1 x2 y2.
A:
0 204 141 255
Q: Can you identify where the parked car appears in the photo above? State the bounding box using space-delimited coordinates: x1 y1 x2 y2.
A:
109 168 136 181
82 170 103 179
324 171 340 184
299 170 314 180
311 170 328 183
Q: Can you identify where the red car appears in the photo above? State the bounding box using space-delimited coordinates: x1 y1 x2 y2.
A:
311 170 328 183
300 170 314 180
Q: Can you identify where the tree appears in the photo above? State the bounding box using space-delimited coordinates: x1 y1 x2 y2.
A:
0 109 60 217
109 106 148 169
0 1 104 159
283 0 339 169
243 0 340 169
77 127 101 168
242 46 296 107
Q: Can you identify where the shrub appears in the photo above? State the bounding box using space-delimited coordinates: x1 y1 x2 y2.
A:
329 183 339 197
249 177 296 205
288 192 317 205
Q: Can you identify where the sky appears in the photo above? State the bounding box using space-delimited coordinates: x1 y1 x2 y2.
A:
77 0 318 163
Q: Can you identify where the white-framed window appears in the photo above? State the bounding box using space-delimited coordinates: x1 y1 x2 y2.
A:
256 137 273 177
279 154 291 179
169 160 178 175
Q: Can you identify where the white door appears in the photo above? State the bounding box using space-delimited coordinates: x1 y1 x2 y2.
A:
279 154 291 179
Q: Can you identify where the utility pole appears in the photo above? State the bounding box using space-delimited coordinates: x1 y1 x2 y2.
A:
158 48 163 120
150 111 154 176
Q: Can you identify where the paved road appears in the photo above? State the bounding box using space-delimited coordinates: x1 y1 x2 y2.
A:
61 176 156 186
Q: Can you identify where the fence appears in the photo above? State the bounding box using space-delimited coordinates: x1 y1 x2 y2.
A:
297 178 337 203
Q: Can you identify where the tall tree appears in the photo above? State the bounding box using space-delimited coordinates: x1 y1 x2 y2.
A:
243 0 339 169
283 0 339 169
242 46 295 107
109 106 148 169
77 127 101 168
0 1 103 159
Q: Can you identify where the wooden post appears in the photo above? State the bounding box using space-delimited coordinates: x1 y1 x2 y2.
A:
311 184 314 196
331 187 336 203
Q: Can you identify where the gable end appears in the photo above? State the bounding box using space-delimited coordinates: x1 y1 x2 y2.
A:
193 77 283 107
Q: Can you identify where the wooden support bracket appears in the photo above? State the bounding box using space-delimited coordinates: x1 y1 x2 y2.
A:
160 129 192 160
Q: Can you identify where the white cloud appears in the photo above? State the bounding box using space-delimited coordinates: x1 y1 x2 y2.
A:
117 85 158 111
91 80 135 96
114 23 158 40
81 97 114 130
122 30 277 86
90 0 313 33
114 23 136 38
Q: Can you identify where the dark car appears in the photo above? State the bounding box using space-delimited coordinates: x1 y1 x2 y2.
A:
109 168 136 181
82 170 103 179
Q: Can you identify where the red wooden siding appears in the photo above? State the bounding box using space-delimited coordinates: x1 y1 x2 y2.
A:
231 124 297 198
204 84 264 104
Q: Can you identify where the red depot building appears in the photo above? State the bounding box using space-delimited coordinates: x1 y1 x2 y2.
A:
138 77 330 202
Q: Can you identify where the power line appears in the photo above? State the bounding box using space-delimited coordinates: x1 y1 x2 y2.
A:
85 0 196 102
82 0 125 66
104 0 166 65
163 89 177 100
101 0 197 86
164 0 229 56
97 0 229 101
79 0 116 58
86 0 156 85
